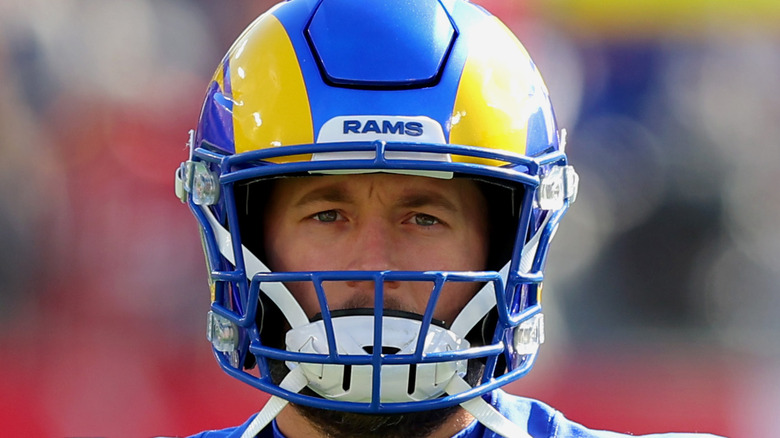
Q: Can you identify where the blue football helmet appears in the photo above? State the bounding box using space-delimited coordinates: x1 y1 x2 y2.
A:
176 0 577 434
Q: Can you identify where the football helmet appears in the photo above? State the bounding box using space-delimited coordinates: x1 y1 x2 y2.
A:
176 0 577 435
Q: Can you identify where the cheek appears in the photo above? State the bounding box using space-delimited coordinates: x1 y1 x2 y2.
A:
284 281 321 318
264 221 313 272
432 233 489 272
266 224 349 272
429 231 488 322
436 282 481 323
460 222 490 272
264 231 320 318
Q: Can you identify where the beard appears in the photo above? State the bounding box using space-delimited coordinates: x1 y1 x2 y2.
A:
269 359 485 438
291 402 462 438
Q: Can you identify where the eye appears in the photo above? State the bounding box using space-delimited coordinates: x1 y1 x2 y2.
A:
413 213 439 227
312 210 342 222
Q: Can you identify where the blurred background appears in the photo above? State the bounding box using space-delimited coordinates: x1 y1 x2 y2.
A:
0 0 777 436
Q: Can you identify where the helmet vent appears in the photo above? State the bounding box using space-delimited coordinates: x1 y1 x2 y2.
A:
306 0 456 88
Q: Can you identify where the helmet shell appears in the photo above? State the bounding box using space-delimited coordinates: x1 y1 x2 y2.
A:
196 0 559 163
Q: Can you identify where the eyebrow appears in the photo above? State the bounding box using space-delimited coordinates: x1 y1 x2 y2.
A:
396 192 459 213
293 184 460 213
294 186 353 207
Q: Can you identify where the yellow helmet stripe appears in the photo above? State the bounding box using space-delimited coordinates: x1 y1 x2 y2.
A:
227 14 314 154
450 16 539 159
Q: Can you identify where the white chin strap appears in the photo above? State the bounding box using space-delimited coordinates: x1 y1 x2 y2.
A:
240 366 308 438
449 213 550 339
204 205 546 437
202 206 309 329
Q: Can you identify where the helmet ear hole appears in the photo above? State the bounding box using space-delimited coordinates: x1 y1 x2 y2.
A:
464 307 507 377
475 179 522 271
256 290 288 351
464 306 499 347
234 178 275 262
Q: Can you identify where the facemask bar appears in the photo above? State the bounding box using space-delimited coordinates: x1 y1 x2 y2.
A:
179 139 576 413
249 271 501 408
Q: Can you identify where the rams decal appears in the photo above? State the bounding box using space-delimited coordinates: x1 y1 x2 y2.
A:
317 115 444 143
342 119 423 136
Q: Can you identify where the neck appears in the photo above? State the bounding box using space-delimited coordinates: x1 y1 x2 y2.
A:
275 403 476 438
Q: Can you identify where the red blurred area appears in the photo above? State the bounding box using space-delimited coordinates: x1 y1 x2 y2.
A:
512 347 736 436
0 337 738 437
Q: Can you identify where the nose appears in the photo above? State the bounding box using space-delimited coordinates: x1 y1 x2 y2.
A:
345 215 396 271
344 215 401 290
327 214 428 317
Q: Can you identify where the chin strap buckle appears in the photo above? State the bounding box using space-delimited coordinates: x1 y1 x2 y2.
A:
537 165 579 210
513 313 544 355
207 311 239 351
175 130 220 205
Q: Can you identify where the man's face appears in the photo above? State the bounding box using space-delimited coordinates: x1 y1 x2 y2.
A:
262 173 489 325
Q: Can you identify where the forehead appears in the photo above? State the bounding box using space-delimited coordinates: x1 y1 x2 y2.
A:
266 173 486 210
